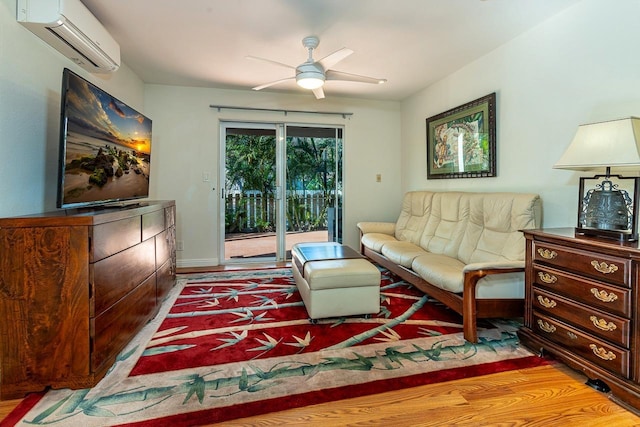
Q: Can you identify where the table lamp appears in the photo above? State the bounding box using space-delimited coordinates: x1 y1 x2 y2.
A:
554 117 640 241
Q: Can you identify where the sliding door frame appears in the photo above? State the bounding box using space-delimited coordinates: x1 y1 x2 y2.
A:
219 120 344 264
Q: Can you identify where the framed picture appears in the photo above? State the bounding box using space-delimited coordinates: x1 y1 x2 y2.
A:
426 92 496 179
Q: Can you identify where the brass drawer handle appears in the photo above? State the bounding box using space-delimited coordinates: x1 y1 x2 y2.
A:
537 295 557 308
591 260 619 275
589 344 616 361
589 316 617 332
567 332 578 340
538 272 558 284
537 319 556 333
590 288 619 303
537 248 557 259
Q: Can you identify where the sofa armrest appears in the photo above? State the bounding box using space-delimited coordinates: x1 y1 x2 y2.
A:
357 221 396 236
462 261 525 273
461 263 525 342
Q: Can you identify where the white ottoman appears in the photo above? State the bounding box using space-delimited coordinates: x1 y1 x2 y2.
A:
291 242 381 320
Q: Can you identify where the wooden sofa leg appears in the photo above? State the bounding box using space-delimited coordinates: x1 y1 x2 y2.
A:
462 271 485 343
462 267 523 343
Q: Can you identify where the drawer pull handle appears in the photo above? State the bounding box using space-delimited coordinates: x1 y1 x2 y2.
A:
538 272 558 284
589 344 616 361
567 332 578 340
590 316 617 332
537 296 557 308
537 319 556 333
590 288 618 303
537 248 557 259
591 260 619 275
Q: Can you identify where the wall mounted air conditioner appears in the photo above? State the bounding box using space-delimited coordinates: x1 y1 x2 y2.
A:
17 0 120 73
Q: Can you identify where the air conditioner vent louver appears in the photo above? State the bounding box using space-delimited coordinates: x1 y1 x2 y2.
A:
17 0 120 73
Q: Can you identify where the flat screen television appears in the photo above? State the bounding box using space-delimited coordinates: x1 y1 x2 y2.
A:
57 68 152 209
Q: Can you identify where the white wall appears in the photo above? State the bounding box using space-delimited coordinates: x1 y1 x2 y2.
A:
144 85 401 266
1 0 401 267
401 0 640 228
0 0 145 217
8 0 630 266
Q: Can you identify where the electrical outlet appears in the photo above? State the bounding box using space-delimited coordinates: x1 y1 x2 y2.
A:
176 240 184 251
376 174 382 182
202 172 210 182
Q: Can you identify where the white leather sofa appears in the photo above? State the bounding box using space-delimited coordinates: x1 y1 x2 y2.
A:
358 191 541 342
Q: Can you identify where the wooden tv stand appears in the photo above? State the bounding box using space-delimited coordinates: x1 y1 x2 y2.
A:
0 200 176 399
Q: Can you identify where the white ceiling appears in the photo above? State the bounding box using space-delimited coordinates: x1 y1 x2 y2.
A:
81 0 580 102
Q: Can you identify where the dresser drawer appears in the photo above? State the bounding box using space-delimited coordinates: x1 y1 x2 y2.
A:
532 241 630 287
532 288 630 347
155 228 172 267
91 216 142 262
91 272 157 373
91 238 156 316
142 208 165 241
532 312 630 377
532 266 631 317
156 258 175 303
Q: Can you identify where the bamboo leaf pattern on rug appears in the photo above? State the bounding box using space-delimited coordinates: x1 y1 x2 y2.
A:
12 267 539 427
24 333 521 424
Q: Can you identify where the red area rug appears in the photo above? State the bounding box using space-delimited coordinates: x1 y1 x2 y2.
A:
5 266 546 426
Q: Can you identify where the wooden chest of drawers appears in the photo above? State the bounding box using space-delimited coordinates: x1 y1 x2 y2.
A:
0 201 176 399
519 228 640 411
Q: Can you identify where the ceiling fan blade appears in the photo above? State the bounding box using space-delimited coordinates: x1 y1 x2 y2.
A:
326 70 387 85
312 87 325 99
252 77 295 91
246 55 296 70
317 48 353 70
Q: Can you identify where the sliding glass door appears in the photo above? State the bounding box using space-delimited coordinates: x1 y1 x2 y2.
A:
285 126 343 252
220 122 343 263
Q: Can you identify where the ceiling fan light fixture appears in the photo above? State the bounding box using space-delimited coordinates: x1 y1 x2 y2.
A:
250 36 386 98
296 62 324 89
296 69 325 89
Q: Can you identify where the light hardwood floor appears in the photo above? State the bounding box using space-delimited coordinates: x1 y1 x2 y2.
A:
2 263 640 426
2 364 638 426
214 363 640 426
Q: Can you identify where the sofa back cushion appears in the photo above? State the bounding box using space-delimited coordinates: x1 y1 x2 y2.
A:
394 191 433 244
457 193 541 264
419 192 469 257
393 191 541 264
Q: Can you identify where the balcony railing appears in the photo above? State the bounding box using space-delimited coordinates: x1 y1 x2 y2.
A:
225 192 333 233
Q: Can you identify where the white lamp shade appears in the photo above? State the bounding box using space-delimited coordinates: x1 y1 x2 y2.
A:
554 117 640 171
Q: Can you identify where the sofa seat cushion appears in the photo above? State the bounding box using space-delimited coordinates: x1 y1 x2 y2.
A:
381 241 427 268
411 253 466 293
411 254 526 298
361 232 397 253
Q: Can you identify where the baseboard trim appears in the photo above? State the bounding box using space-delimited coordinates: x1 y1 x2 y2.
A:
177 258 219 268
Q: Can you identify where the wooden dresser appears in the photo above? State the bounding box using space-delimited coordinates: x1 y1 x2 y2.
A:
519 228 640 411
0 200 176 399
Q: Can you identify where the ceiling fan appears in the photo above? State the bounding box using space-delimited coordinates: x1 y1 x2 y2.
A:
248 36 387 99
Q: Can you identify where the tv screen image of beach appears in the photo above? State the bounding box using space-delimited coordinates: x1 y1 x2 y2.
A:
58 69 152 208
